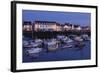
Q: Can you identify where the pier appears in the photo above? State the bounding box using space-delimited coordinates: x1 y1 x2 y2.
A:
23 30 90 39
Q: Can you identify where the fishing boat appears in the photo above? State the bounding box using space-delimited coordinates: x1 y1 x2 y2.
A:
74 36 83 42
63 37 73 43
68 35 77 40
30 39 43 48
23 40 29 46
81 34 90 41
57 35 65 40
23 40 33 48
44 39 58 52
30 42 40 47
35 39 43 43
74 41 85 48
25 48 43 57
73 36 85 48
62 44 73 48
62 36 68 41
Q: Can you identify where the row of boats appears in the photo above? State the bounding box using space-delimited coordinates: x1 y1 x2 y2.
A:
23 34 90 57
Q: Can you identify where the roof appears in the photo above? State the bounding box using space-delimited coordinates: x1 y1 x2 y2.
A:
81 26 90 28
64 23 73 26
23 21 32 25
56 23 62 26
23 21 83 27
34 21 57 24
74 25 80 27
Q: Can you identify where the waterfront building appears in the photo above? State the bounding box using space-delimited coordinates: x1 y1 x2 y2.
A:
81 26 90 31
34 21 57 31
73 25 81 30
23 21 89 32
63 23 72 31
34 21 73 32
23 21 33 31
56 23 63 31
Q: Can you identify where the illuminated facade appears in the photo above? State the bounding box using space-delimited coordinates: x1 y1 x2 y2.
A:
73 25 81 30
63 23 72 31
34 21 57 31
23 21 87 32
23 21 32 31
34 21 72 31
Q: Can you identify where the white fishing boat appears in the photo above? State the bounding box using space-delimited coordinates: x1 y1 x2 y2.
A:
63 44 73 48
81 34 90 41
30 39 43 47
44 39 58 51
35 39 43 43
30 42 40 47
23 40 33 48
66 38 73 43
23 40 29 46
25 48 43 57
74 36 83 42
57 35 65 40
62 36 68 41
62 38 74 48
62 36 73 43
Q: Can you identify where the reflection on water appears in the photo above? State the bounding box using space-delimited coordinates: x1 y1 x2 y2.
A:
23 35 91 63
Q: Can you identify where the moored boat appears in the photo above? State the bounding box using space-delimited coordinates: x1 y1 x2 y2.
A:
25 48 43 57
74 41 85 49
81 34 90 41
44 39 58 52
74 36 83 42
57 35 65 41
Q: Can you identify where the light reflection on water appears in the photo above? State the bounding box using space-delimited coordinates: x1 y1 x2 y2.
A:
23 39 90 63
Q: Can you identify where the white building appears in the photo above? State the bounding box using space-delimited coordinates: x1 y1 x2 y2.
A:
34 21 57 31
23 21 32 31
23 21 83 32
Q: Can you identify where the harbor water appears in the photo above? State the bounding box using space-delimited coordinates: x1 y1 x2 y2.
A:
23 38 91 63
